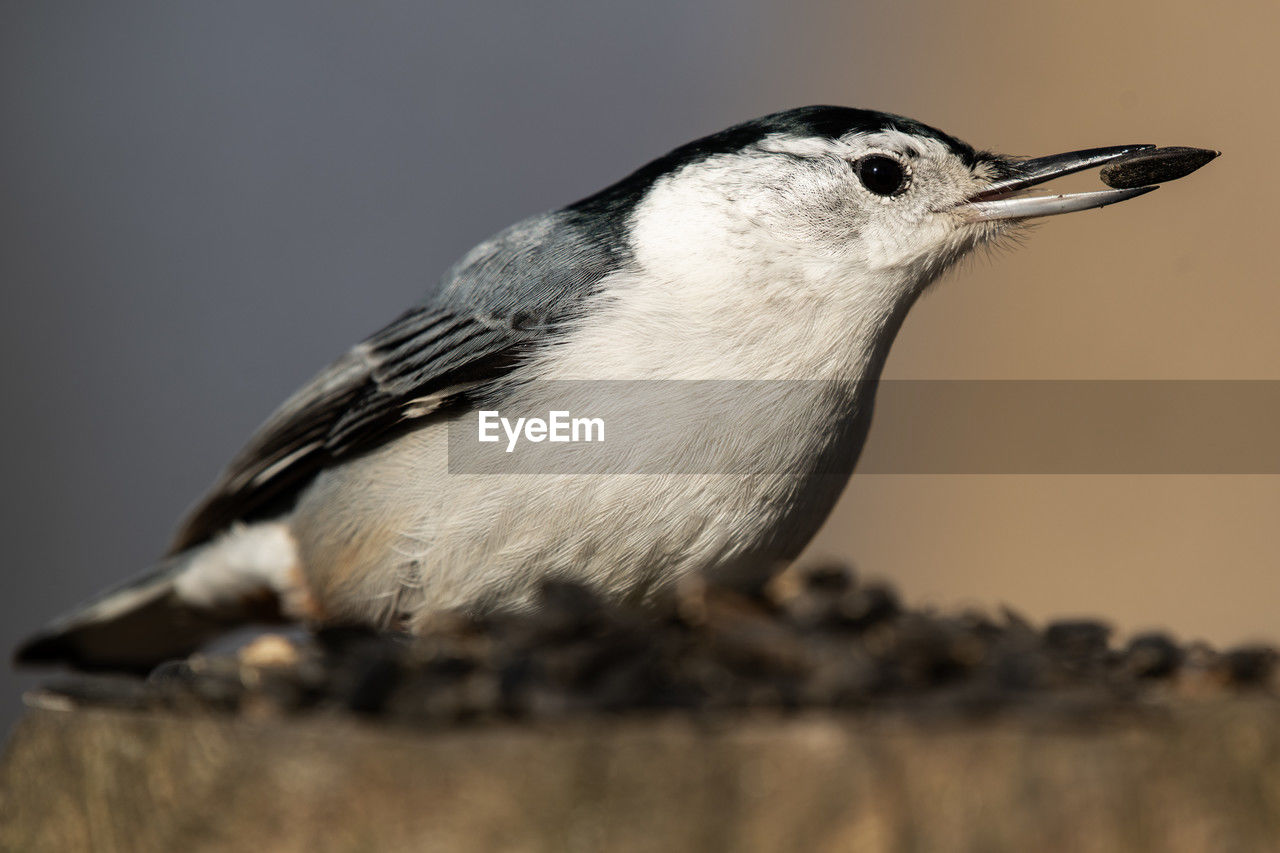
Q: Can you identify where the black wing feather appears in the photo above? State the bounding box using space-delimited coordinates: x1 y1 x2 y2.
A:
168 209 626 553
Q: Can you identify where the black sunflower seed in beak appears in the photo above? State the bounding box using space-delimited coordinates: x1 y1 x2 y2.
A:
1099 147 1220 190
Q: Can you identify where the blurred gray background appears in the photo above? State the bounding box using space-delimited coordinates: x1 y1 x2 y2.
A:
3 2 1277 733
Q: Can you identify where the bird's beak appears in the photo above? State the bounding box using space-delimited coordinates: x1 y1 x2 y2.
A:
961 145 1157 222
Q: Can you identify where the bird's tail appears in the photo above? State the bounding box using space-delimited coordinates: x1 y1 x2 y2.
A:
14 522 302 672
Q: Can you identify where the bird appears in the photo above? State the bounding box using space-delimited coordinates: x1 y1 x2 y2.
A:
15 106 1206 671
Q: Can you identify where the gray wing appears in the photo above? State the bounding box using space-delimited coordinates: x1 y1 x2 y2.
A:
169 211 626 552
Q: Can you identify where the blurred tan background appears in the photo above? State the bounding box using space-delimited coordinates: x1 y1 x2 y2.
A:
796 1 1280 643
2 1 1275 733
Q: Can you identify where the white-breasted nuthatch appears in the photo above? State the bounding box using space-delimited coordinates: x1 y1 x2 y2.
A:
16 106 1214 670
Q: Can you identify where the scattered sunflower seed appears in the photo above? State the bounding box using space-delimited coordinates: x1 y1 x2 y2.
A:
31 564 1276 724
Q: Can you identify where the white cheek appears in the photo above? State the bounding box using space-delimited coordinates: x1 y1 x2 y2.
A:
857 168 980 271
862 214 952 270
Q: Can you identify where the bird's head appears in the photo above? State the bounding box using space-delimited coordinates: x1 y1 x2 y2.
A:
568 106 1157 323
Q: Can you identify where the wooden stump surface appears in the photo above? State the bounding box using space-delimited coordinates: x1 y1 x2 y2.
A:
3 701 1279 852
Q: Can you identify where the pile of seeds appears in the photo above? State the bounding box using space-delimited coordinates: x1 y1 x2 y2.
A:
37 563 1278 723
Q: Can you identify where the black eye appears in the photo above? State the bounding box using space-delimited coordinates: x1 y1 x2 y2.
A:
855 155 908 196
